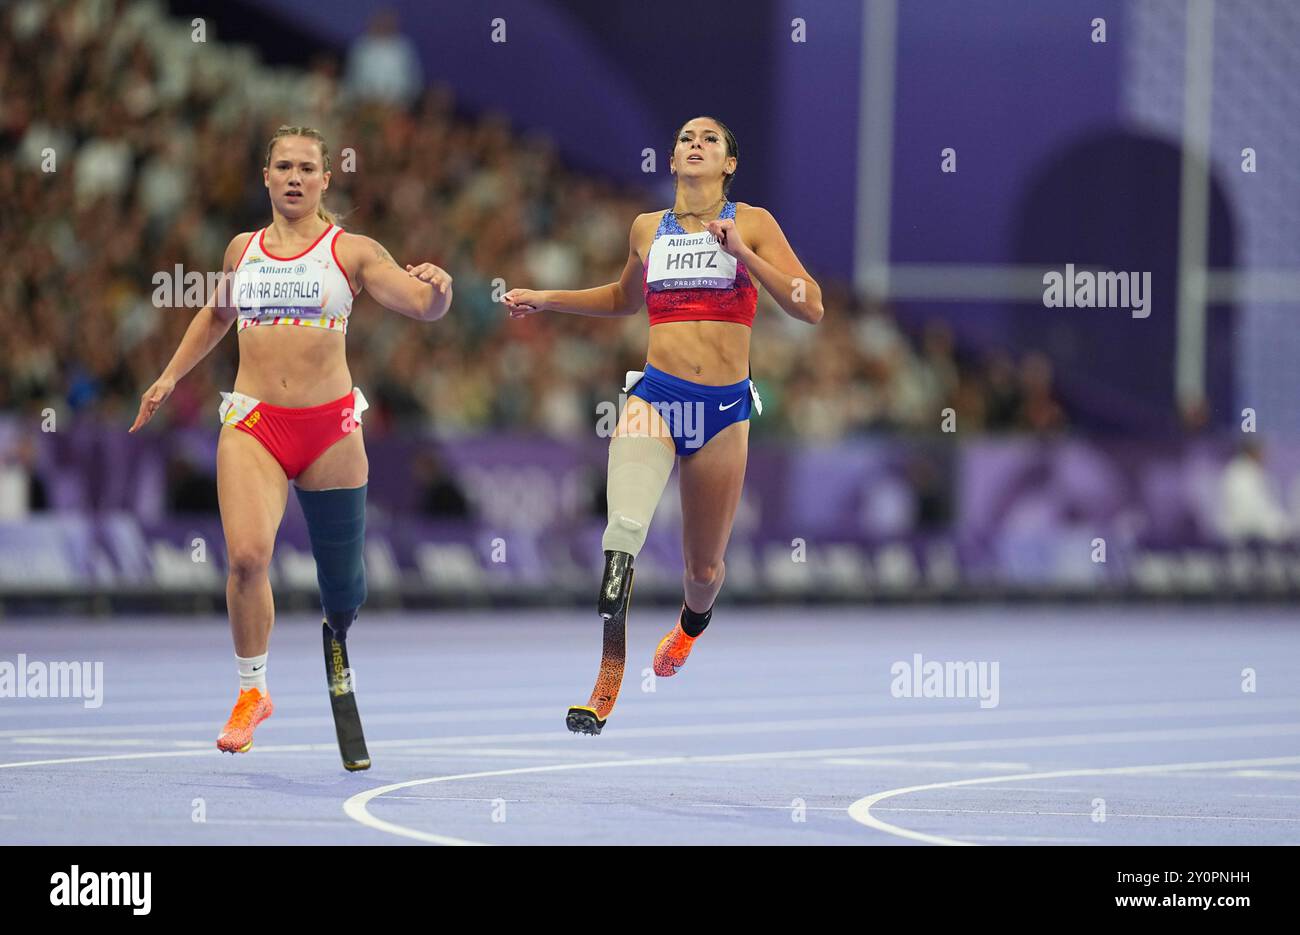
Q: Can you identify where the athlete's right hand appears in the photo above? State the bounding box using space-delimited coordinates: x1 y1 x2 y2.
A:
503 288 548 319
129 376 176 433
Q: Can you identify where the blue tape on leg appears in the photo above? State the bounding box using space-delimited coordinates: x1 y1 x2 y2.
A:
295 484 367 632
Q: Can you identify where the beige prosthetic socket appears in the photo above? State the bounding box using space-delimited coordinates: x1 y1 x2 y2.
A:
601 435 676 557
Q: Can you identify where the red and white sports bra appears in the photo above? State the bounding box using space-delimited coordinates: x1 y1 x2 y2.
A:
232 224 355 335
642 201 758 328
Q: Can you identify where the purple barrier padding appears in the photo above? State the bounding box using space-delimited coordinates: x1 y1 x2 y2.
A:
10 416 1300 591
0 515 98 588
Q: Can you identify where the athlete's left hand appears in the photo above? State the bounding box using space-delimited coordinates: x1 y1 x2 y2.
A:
705 218 747 258
406 263 453 293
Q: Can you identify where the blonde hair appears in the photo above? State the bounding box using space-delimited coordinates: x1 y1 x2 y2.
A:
264 125 338 226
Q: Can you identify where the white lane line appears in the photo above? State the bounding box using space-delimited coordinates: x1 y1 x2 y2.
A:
185 818 356 827
366 747 634 760
684 803 847 812
0 685 865 718
382 795 550 803
821 758 1030 770
1 749 234 769
847 755 1300 847
875 806 1300 823
0 741 628 770
958 786 1089 794
371 796 841 815
9 737 213 748
701 722 1300 764
0 742 355 768
6 737 627 760
5 695 1296 739
950 835 1099 843
7 720 1300 772
1229 769 1300 779
0 693 878 737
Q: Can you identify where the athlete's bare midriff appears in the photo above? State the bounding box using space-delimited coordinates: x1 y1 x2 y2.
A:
233 326 352 406
646 320 751 385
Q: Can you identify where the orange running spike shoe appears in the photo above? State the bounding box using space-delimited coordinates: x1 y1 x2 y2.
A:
216 687 274 753
652 609 698 678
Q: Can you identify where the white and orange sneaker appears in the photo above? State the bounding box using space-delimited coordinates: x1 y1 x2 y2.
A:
216 687 273 753
652 610 698 678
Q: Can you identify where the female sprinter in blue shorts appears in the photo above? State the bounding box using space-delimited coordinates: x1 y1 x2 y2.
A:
130 126 452 767
505 116 823 734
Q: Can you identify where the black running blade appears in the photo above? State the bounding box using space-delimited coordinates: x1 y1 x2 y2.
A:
323 624 371 771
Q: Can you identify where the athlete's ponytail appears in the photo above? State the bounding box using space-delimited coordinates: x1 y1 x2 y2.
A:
264 125 340 227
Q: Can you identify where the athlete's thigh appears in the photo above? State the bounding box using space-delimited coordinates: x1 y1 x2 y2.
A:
217 426 290 559
615 395 677 458
296 428 368 491
677 419 749 565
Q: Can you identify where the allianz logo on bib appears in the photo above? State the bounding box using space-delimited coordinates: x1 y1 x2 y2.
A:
247 262 308 275
663 234 721 247
50 866 151 915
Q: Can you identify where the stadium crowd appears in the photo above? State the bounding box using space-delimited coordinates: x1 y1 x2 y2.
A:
0 0 1068 446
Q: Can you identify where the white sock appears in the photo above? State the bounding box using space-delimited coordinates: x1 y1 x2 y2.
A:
237 653 268 693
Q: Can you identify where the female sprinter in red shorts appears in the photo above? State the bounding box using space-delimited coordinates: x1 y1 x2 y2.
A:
505 116 823 734
130 126 452 768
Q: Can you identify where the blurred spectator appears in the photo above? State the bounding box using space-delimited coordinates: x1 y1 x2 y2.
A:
906 452 953 530
344 9 422 108
75 123 132 204
413 450 470 518
0 435 48 518
1220 441 1290 543
1018 352 1066 433
983 351 1021 430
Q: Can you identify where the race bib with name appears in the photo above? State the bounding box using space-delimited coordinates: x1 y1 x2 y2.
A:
234 261 326 315
646 232 738 291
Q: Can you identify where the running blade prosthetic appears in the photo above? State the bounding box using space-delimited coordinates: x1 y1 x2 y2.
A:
567 550 634 735
323 622 371 770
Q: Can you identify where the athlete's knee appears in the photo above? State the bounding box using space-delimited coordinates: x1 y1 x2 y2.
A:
684 558 725 589
227 544 273 583
601 435 675 558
